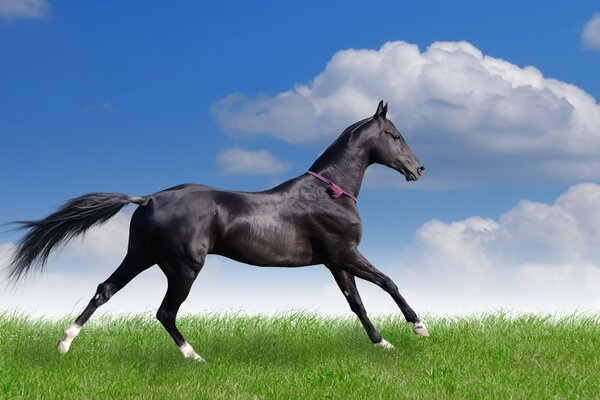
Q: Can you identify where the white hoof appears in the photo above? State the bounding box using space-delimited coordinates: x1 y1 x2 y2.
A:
412 322 429 337
57 340 71 354
57 324 81 354
179 342 205 362
374 338 395 349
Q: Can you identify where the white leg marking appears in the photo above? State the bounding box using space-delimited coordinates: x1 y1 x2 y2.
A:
374 338 395 349
57 324 81 354
412 322 429 336
179 342 205 362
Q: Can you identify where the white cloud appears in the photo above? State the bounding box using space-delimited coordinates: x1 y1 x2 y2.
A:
414 183 600 268
217 147 292 176
394 182 600 314
0 0 49 20
582 14 600 50
213 41 600 185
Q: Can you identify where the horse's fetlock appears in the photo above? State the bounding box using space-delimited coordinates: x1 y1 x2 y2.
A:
93 282 116 305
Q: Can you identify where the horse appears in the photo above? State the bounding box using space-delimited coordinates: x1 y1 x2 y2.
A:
7 101 427 361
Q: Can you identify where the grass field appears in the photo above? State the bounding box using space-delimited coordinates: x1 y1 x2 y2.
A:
1 313 599 399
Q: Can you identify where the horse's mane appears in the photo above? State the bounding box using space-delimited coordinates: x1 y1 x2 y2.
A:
319 117 373 156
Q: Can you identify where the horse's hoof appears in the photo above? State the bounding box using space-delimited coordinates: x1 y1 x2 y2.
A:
191 354 206 362
57 324 80 354
412 322 429 336
374 339 395 349
57 340 70 354
180 342 205 362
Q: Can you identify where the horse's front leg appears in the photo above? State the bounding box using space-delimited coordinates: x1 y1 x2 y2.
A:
339 250 429 337
327 267 394 348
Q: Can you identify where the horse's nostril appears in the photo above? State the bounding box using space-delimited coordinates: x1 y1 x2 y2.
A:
418 165 425 174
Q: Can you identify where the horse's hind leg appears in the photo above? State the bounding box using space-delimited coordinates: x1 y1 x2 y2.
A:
156 260 204 361
57 254 152 354
328 268 394 349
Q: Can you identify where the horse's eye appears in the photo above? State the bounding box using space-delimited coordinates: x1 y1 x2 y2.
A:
386 131 401 140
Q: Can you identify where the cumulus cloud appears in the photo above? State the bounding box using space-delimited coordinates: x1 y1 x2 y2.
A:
415 182 600 268
0 0 49 20
395 182 600 314
582 14 600 50
217 147 292 176
213 41 600 186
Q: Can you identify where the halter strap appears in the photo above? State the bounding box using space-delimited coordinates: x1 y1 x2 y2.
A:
307 171 358 203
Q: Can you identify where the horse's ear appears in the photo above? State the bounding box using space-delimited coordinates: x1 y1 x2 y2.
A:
374 101 388 119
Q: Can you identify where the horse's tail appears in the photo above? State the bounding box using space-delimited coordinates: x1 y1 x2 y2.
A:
7 192 149 282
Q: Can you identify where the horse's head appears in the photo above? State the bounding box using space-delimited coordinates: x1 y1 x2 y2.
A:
368 101 425 181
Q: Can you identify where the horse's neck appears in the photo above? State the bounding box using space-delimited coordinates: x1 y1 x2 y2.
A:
308 139 370 199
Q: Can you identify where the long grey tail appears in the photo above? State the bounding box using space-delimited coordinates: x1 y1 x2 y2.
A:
6 192 149 282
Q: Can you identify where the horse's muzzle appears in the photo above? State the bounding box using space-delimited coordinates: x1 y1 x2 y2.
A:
404 164 425 181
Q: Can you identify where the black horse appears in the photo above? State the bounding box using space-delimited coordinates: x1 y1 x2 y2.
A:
8 101 427 361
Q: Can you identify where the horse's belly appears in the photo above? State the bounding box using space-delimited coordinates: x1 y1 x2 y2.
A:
213 217 315 266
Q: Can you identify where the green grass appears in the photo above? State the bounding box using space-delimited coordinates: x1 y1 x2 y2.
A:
1 313 600 399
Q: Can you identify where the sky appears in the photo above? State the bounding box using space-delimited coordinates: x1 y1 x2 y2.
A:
1 1 600 318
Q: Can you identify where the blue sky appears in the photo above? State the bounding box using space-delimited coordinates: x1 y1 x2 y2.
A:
1 1 600 317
